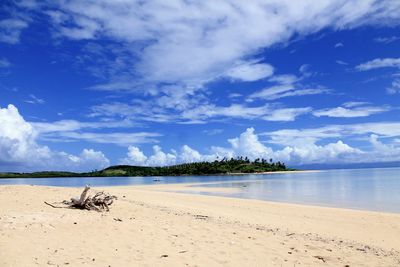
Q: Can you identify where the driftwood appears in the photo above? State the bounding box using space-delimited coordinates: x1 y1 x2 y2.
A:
45 185 117 212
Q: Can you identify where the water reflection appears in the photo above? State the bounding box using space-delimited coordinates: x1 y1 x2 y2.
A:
1 168 399 212
192 168 400 213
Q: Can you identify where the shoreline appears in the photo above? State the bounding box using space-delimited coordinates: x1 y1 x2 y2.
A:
0 169 309 179
1 184 399 266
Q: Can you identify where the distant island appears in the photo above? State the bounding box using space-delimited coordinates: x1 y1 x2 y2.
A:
0 157 291 178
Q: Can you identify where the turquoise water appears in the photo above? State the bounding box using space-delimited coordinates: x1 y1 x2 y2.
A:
1 168 399 213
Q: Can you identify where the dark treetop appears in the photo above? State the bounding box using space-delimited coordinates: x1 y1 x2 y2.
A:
0 157 290 178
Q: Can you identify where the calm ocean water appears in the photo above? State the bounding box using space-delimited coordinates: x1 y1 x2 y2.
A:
1 167 399 213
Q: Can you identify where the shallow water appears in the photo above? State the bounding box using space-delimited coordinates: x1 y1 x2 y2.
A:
1 168 399 213
190 168 400 213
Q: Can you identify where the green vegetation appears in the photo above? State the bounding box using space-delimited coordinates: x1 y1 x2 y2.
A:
0 157 291 178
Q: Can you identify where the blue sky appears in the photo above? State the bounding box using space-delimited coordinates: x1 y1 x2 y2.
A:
1 0 400 172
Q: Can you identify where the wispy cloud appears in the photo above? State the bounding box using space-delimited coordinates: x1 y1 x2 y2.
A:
263 122 400 145
336 60 348 65
31 119 135 133
264 107 312 122
334 42 344 48
24 94 45 104
0 58 11 68
356 57 400 71
248 84 329 101
374 36 400 44
44 132 161 146
41 0 400 91
387 79 400 94
32 118 159 146
0 18 28 44
356 57 400 94
203 129 224 136
313 103 390 118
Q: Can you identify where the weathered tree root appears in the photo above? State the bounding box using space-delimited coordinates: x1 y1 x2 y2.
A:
45 185 117 212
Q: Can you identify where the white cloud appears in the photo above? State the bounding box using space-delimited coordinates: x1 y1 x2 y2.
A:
0 104 109 172
227 128 273 159
146 145 177 167
182 104 269 121
225 61 274 82
0 58 11 68
336 60 348 65
365 134 400 162
203 129 224 136
6 110 400 169
13 0 393 127
334 42 344 48
31 118 159 146
91 101 310 124
44 0 400 89
48 132 160 146
313 103 390 118
228 93 242 99
221 128 362 165
387 79 400 94
24 94 45 105
356 57 400 71
268 74 300 85
264 107 312 121
374 36 400 44
179 145 203 163
342 101 370 108
248 84 329 100
120 146 148 166
356 58 400 94
123 145 205 166
32 119 135 133
120 126 400 166
263 122 400 146
181 104 311 122
58 149 110 172
0 18 28 44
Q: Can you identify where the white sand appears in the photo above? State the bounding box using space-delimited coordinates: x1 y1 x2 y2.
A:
0 184 399 266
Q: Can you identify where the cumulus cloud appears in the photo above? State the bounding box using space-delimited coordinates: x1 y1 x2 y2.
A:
0 104 110 172
120 126 400 167
146 146 177 167
120 146 148 166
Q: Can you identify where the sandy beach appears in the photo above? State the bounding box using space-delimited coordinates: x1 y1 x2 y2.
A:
1 184 400 266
